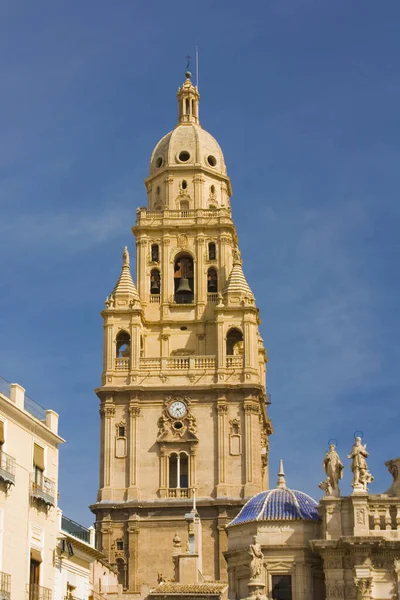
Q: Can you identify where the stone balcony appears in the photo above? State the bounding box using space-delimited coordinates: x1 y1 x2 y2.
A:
135 206 233 228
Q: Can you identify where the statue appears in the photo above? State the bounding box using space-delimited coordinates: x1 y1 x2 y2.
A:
248 536 264 580
348 436 374 491
319 443 343 496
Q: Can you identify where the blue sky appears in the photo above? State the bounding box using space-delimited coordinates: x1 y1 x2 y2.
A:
1 0 399 526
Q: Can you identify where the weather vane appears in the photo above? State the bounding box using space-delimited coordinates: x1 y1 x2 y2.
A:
186 54 191 71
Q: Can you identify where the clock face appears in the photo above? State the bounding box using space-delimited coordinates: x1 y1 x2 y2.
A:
169 401 187 419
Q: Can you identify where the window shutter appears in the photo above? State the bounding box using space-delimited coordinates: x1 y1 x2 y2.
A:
0 422 4 445
33 444 45 470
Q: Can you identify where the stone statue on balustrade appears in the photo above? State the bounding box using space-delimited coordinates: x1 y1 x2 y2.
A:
248 536 264 580
319 443 344 497
348 436 374 492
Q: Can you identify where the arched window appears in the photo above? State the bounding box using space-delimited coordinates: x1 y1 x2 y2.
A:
207 268 218 293
151 244 159 263
208 242 216 261
181 180 188 190
169 452 189 489
150 269 161 295
210 184 215 194
116 558 127 589
174 253 194 304
226 328 243 356
116 331 131 358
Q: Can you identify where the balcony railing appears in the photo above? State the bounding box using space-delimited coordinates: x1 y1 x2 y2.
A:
149 294 161 304
114 355 246 373
226 356 243 368
0 572 11 599
26 583 52 600
168 488 191 498
136 207 232 222
207 293 219 302
0 451 16 486
61 515 90 544
114 357 129 371
31 476 55 507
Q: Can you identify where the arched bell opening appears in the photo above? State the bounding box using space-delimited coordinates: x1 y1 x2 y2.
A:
150 268 161 295
116 331 131 358
174 253 194 304
226 328 243 356
116 557 127 590
207 267 218 293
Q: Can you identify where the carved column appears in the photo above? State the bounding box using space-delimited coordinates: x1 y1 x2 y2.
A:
219 235 232 290
189 444 197 491
100 523 113 563
216 398 228 496
130 324 140 372
159 444 168 497
354 577 372 600
161 334 170 357
128 521 140 592
127 400 140 500
323 553 345 600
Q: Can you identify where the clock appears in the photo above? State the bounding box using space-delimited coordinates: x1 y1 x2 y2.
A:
168 400 187 419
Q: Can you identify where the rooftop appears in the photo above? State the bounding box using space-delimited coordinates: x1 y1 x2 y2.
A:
0 375 47 421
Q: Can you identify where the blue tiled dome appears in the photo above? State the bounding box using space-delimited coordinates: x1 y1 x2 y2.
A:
228 488 319 527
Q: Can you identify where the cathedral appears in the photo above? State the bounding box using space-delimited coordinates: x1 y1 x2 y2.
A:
90 72 400 600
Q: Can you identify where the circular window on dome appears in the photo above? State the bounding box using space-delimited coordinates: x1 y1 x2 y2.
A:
155 156 164 169
178 151 190 162
207 155 217 167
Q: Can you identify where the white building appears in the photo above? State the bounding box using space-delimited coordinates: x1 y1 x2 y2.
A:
0 375 64 599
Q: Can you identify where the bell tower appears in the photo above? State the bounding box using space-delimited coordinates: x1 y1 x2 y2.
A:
92 71 272 597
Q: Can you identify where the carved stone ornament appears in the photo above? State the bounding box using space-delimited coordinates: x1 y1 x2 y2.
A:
157 396 199 443
177 233 189 249
354 577 372 600
326 581 345 599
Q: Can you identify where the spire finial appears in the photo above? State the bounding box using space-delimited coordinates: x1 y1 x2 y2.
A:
123 246 130 267
277 459 286 489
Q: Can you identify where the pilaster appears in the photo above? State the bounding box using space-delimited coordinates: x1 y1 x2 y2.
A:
243 398 260 497
216 397 228 497
127 398 140 500
100 399 115 500
128 521 140 592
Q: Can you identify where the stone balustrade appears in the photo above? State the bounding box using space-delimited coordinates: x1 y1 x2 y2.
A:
113 355 244 372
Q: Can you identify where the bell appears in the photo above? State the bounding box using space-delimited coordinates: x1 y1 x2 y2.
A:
176 277 192 294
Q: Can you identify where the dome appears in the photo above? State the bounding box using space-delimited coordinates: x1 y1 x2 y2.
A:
149 123 227 176
227 461 320 527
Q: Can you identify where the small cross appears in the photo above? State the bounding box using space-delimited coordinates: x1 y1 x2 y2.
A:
186 55 191 70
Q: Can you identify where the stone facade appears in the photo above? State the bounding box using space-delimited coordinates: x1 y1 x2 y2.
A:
91 72 272 597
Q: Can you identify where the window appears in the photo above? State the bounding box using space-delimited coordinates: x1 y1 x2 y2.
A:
208 242 216 261
118 426 126 438
150 269 161 295
210 184 215 194
271 575 292 600
174 253 194 304
207 155 217 167
0 421 4 448
116 540 124 551
178 151 190 162
151 244 159 262
181 180 187 190
169 452 189 489
226 328 243 356
116 331 131 358
116 558 127 589
180 200 190 211
33 443 45 487
207 268 218 293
